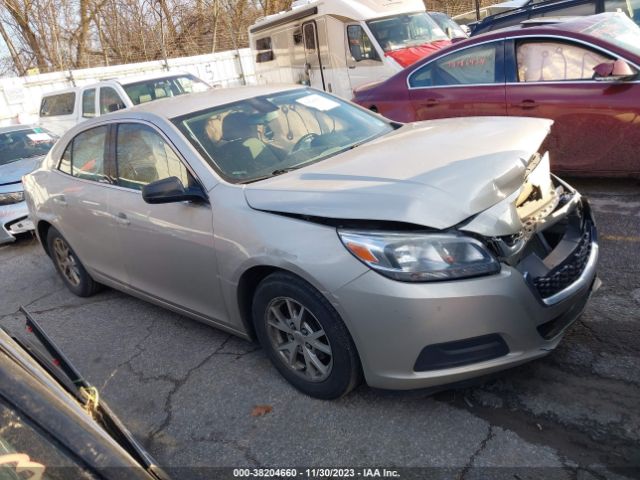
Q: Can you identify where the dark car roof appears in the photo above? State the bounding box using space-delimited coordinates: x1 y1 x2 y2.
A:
470 0 590 33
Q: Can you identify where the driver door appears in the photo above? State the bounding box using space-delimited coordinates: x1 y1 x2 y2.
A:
108 121 227 323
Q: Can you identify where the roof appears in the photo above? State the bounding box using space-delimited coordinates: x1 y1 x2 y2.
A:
0 124 38 134
124 84 302 119
250 0 425 33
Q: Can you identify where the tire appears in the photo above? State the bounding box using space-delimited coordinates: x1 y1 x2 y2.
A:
47 227 101 297
253 272 362 399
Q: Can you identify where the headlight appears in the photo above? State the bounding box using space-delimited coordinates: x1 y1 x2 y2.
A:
0 191 24 206
338 230 500 282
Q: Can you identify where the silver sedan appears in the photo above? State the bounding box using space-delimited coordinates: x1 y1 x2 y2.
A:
23 86 599 398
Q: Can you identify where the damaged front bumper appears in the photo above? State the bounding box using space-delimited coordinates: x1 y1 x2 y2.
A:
331 169 599 390
0 183 33 244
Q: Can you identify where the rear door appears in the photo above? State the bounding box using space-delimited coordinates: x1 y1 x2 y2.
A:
52 124 124 282
407 40 507 120
505 36 640 174
108 121 226 322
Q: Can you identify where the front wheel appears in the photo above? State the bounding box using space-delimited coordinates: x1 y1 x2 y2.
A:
253 272 362 399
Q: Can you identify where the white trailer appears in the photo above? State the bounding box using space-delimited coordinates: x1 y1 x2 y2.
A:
249 0 451 99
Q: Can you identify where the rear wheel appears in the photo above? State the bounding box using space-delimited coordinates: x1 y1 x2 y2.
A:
47 227 101 297
253 272 362 399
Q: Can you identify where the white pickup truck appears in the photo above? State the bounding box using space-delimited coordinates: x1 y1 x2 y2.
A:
38 72 209 136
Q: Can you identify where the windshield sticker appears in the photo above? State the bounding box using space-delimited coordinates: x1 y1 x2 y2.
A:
27 133 53 143
295 94 340 111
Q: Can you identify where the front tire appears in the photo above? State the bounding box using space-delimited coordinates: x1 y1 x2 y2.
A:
253 272 362 399
47 227 101 297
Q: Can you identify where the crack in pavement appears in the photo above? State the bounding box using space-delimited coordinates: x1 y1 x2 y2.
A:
144 335 234 447
457 425 494 479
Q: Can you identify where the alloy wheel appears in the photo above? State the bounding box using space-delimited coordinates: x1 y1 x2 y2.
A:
266 297 333 382
52 237 81 287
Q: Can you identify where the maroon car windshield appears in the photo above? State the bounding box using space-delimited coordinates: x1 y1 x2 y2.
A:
581 13 640 57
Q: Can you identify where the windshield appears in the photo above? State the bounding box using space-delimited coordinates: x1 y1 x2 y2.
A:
173 89 394 184
430 12 468 39
367 12 449 52
582 13 640 57
0 128 57 166
123 74 209 105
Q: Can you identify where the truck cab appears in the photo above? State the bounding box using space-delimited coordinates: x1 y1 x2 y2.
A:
249 0 451 99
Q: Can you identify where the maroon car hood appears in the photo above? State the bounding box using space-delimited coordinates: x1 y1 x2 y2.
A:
385 40 451 67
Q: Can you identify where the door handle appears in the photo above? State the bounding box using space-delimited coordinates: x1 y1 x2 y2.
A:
421 99 439 108
515 100 537 109
115 212 130 226
348 65 356 69
53 195 67 206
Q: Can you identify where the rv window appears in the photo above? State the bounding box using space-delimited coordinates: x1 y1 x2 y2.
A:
303 23 316 50
347 25 380 62
293 28 303 45
40 93 76 117
256 37 272 50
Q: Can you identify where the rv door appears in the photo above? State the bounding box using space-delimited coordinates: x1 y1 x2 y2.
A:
302 21 326 90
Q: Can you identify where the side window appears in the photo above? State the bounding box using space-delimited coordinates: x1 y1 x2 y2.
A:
40 93 76 117
67 126 109 182
516 40 612 82
82 89 96 118
116 123 192 191
347 25 380 62
255 37 274 63
410 43 501 87
59 143 72 174
99 87 126 114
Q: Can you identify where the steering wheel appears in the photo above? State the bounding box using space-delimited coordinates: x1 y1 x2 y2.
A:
291 133 319 153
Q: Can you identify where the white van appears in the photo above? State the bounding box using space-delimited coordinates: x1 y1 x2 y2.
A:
249 0 451 99
38 72 209 136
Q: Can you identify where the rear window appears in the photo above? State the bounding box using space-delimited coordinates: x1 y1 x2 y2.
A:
122 75 208 105
40 93 76 117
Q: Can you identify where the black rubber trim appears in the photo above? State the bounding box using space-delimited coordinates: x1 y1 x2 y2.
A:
414 334 509 372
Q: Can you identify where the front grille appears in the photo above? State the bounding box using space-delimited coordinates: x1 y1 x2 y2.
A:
532 221 593 299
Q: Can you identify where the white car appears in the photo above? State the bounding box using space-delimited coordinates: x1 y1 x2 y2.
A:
38 72 209 136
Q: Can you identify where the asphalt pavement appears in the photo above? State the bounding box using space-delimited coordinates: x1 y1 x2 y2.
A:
1 178 638 479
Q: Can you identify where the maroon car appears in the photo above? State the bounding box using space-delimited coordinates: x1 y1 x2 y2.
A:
352 13 640 176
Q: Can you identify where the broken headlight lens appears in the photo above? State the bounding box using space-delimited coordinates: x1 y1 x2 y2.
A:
338 230 500 282
0 191 24 206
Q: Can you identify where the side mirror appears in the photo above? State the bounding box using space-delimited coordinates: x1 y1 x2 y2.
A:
141 176 207 204
593 59 636 81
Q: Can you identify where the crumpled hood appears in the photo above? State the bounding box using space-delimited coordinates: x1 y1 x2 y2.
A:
0 156 43 186
244 117 553 230
385 40 451 67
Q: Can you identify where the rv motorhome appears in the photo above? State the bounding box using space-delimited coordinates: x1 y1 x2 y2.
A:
249 0 452 99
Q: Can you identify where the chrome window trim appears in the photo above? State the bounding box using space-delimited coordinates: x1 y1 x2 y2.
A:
53 118 206 194
406 34 640 90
